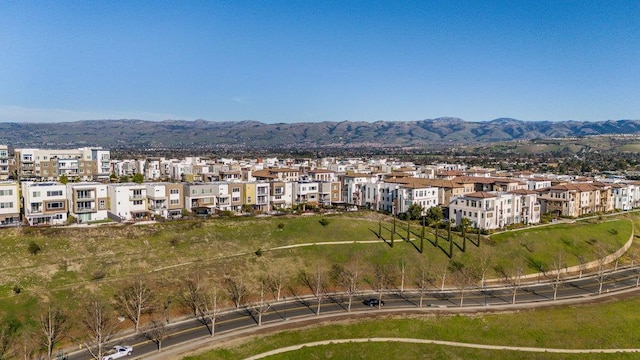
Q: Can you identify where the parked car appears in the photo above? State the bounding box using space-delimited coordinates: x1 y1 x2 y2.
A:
363 298 384 307
102 345 133 360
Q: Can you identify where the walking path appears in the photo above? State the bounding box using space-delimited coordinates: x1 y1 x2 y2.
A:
244 337 640 359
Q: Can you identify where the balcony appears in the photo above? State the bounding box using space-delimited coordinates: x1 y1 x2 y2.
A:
129 194 146 201
76 206 96 213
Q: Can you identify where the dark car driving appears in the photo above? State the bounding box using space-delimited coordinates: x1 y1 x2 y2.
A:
363 298 384 307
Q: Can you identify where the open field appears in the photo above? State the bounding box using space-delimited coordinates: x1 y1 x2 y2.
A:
184 293 640 359
0 211 636 340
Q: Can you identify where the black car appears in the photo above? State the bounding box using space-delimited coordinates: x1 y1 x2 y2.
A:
363 298 384 307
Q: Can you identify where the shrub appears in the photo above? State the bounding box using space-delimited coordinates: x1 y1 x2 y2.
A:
277 223 285 230
318 218 330 226
169 237 180 247
255 248 263 257
28 241 41 255
12 285 21 295
91 269 106 281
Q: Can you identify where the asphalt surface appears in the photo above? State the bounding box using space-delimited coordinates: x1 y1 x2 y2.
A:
67 264 640 360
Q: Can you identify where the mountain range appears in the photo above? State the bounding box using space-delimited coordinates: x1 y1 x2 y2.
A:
1 118 640 149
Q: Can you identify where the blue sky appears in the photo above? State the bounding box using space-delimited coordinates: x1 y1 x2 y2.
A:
1 1 638 123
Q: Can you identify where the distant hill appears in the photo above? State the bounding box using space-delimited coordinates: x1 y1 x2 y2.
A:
1 118 640 149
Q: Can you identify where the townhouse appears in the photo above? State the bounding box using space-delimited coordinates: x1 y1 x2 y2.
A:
243 182 270 212
269 181 293 209
22 182 68 226
0 181 20 226
146 183 185 219
183 182 220 214
292 181 320 206
67 182 109 223
107 183 149 221
538 183 612 217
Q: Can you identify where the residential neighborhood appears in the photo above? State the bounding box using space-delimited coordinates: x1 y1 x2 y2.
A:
1 145 639 230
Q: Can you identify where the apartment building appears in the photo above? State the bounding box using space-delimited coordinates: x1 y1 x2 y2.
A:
107 183 149 221
341 173 378 206
0 181 20 226
308 169 336 182
253 168 300 182
450 191 540 230
0 145 9 180
67 182 109 223
146 183 184 218
22 182 68 226
538 183 612 217
14 147 110 181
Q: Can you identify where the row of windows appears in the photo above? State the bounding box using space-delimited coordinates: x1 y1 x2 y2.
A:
0 202 14 208
0 189 13 196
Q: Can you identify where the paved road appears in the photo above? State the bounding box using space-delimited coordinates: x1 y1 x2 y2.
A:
67 265 640 360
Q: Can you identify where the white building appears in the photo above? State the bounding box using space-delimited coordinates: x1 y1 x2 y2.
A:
67 182 109 223
450 191 540 230
0 181 20 226
292 181 319 205
107 183 149 221
22 182 68 226
0 145 9 180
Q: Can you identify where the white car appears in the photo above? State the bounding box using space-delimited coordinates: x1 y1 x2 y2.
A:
102 345 133 360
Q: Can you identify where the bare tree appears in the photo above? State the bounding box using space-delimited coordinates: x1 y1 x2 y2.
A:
449 260 478 307
38 305 68 360
371 264 394 309
0 316 20 360
180 273 223 336
254 282 270 326
414 264 434 308
225 275 248 309
300 266 326 316
115 276 153 333
478 249 492 290
439 262 448 291
496 261 524 305
265 267 287 302
330 262 360 312
81 296 119 360
399 260 406 293
145 319 168 353
549 252 565 301
594 245 609 295
202 283 224 336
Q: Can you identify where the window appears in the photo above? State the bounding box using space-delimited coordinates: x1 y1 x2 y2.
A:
46 201 64 210
47 190 63 197
0 202 13 208
33 191 41 197
170 199 179 205
232 187 240 193
0 189 13 196
99 200 106 209
133 200 143 205
170 189 179 194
